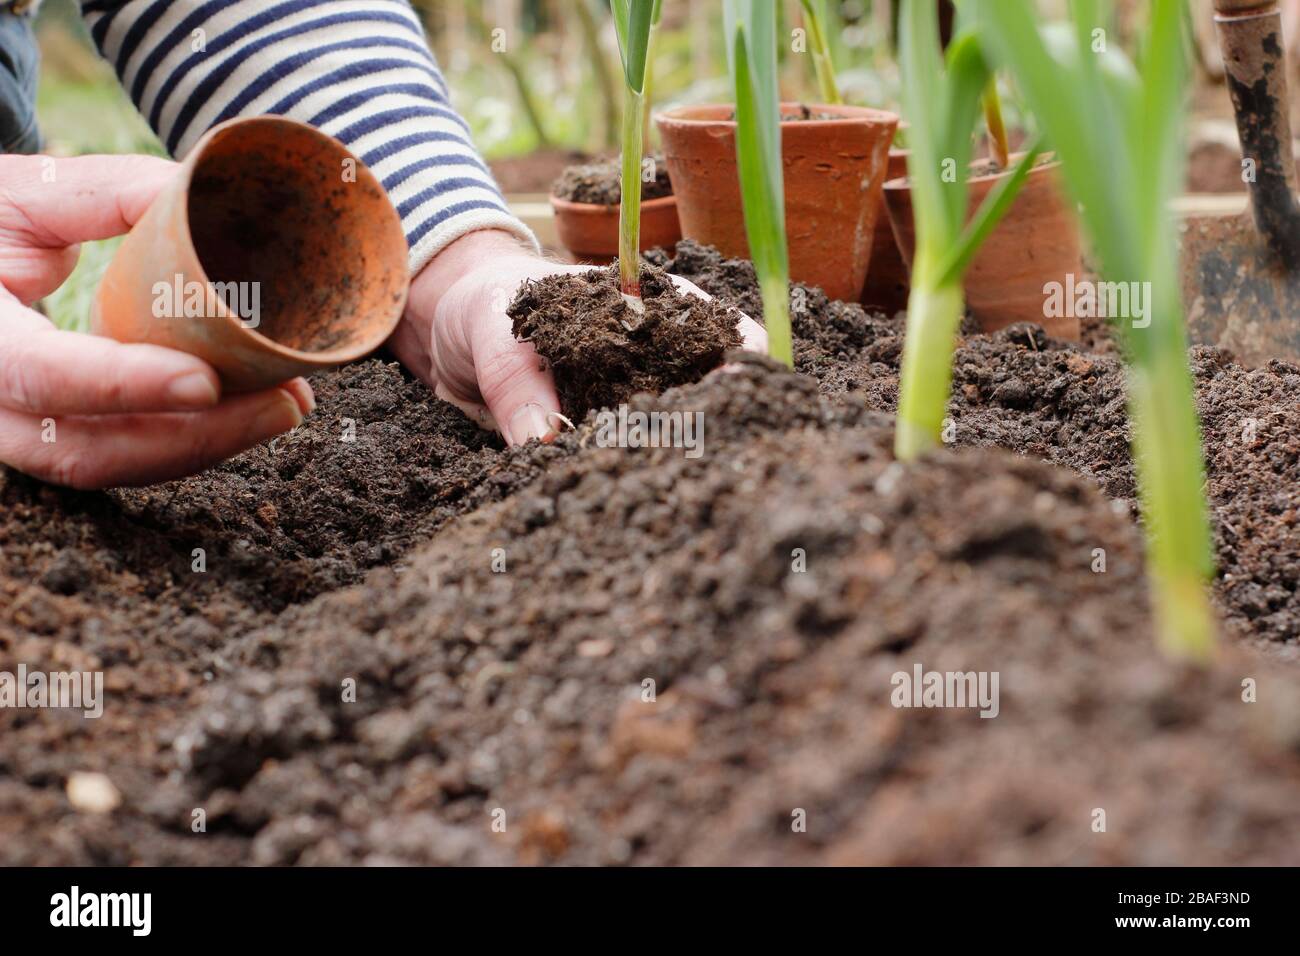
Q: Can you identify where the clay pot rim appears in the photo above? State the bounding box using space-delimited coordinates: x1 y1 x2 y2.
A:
655 101 900 131
548 193 678 214
174 116 408 367
882 152 1061 193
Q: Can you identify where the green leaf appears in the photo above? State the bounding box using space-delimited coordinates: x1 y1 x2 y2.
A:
900 9 991 260
726 0 791 366
975 0 1215 658
610 0 655 93
799 0 842 104
898 0 948 246
933 139 1043 288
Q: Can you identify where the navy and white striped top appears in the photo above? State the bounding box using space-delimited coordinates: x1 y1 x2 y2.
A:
77 0 536 272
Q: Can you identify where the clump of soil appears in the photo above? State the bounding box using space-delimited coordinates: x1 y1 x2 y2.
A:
507 262 743 420
551 155 673 206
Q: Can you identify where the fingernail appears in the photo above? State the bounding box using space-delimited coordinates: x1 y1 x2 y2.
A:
547 411 575 434
247 392 304 444
507 402 554 445
166 370 219 409
280 378 316 415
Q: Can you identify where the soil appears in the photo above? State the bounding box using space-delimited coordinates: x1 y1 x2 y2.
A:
3 240 1300 866
551 156 674 206
724 105 844 122
507 262 742 421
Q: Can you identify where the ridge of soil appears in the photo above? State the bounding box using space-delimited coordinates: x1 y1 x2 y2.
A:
654 240 1300 647
550 156 673 206
2 241 1299 865
508 262 742 421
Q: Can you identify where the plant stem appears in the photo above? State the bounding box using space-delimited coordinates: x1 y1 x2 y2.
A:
1128 349 1216 660
895 282 964 460
618 82 646 298
760 273 793 367
982 78 1010 169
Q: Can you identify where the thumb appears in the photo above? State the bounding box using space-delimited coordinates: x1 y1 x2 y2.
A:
2 154 178 247
469 319 565 446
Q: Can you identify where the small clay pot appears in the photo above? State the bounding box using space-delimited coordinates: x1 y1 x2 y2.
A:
656 103 899 303
550 193 682 265
860 144 911 314
92 116 409 392
883 157 1083 339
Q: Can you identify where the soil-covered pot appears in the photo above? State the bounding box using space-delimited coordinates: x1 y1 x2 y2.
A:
92 116 409 392
549 195 682 266
656 102 898 302
860 143 911 314
883 155 1082 339
549 157 682 265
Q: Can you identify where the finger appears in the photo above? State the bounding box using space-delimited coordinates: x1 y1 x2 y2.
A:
0 387 305 490
277 377 316 416
1 155 178 247
0 323 221 415
467 314 563 446
429 271 565 445
473 321 564 442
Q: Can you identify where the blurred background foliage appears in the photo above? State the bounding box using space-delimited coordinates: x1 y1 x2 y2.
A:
29 0 1166 166
33 0 913 162
412 0 905 157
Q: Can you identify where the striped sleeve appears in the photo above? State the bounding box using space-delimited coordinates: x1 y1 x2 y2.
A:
78 0 538 273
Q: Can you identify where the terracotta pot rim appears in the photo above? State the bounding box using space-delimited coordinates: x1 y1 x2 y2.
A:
549 193 678 213
655 101 900 131
175 116 407 367
882 153 1061 193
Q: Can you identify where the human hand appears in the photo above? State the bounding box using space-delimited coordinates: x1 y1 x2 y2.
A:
391 229 768 445
0 155 313 489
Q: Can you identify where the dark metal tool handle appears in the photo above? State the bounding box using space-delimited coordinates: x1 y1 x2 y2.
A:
1215 0 1300 264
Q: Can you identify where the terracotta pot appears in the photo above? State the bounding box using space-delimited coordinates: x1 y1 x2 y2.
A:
92 116 409 392
550 193 682 265
656 103 899 303
883 157 1083 339
860 145 911 314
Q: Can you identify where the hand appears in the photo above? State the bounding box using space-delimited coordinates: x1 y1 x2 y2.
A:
0 155 313 489
391 230 768 445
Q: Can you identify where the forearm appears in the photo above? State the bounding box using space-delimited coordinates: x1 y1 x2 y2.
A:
79 0 537 273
